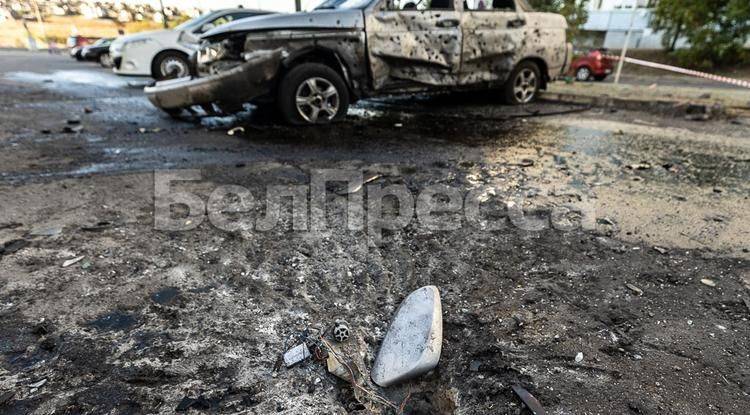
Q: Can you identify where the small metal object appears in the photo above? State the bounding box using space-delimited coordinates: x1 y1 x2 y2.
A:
283 343 311 367
512 385 546 415
332 320 350 343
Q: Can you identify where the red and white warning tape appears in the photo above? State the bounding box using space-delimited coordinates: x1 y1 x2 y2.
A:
604 55 750 90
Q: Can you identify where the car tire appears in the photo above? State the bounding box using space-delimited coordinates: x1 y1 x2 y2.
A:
277 63 350 125
593 75 608 82
99 52 113 68
152 51 190 81
502 61 542 105
576 66 592 82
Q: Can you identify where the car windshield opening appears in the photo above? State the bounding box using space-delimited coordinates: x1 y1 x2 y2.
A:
315 0 373 10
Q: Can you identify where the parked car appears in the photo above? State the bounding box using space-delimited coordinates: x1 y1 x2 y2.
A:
145 0 572 125
68 35 99 61
109 8 272 80
81 38 115 67
570 49 614 82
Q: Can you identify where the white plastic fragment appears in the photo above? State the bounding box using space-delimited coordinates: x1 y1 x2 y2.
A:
283 343 311 367
62 256 85 268
371 286 442 387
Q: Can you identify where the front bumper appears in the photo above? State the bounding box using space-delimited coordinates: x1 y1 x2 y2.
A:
144 49 284 111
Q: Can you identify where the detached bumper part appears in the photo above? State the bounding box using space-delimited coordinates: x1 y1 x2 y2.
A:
145 49 284 111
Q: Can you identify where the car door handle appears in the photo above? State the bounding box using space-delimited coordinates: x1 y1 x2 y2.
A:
508 18 526 28
436 19 460 28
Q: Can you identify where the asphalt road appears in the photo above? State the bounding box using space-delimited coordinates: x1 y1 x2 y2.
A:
1 51 749 415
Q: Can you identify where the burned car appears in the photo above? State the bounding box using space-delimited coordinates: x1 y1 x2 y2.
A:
145 0 571 125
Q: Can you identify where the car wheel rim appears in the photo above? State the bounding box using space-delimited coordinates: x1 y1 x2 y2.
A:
513 69 537 104
295 77 339 124
577 68 590 81
161 58 188 79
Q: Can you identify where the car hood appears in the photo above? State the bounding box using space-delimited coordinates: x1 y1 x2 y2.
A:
202 9 364 39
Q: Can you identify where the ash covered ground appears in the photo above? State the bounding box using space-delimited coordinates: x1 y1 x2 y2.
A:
0 51 749 414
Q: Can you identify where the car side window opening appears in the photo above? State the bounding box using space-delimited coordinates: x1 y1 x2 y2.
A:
464 0 516 11
387 0 455 11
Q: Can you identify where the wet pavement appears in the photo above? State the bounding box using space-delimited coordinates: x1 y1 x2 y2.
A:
1 51 749 414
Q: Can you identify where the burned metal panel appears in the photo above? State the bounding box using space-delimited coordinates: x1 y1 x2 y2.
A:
458 11 525 85
365 1 463 90
518 12 569 79
145 49 285 110
459 10 567 85
242 30 369 92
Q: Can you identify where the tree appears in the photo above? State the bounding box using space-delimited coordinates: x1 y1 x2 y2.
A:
651 0 750 67
528 0 590 41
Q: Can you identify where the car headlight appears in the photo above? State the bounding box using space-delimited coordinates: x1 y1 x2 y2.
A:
197 42 226 65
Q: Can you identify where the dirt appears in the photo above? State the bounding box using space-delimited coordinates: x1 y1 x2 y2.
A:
0 51 749 415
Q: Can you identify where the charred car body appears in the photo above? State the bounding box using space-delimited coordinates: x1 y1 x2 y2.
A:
145 0 571 125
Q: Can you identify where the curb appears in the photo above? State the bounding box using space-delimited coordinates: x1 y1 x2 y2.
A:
542 91 750 119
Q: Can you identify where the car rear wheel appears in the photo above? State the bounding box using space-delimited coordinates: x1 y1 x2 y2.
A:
99 52 113 68
576 66 592 82
502 61 541 105
278 63 350 125
152 51 190 81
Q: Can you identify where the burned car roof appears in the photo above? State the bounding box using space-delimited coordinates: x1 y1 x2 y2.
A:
201 9 365 39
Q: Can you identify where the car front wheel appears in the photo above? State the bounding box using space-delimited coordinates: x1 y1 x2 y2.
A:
278 63 350 125
576 66 592 82
152 51 190 81
99 52 113 68
503 61 541 105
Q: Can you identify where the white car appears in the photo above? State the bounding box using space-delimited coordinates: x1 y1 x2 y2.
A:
109 9 271 80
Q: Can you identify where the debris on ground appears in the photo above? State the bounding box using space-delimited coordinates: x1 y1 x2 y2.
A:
0 239 29 257
371 286 442 387
332 319 350 343
283 343 311 368
28 379 47 389
338 174 381 195
625 283 644 296
227 126 245 136
512 385 546 415
654 246 669 255
700 278 717 287
61 256 85 268
575 352 584 363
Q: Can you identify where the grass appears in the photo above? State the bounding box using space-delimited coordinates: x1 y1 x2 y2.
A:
0 15 168 48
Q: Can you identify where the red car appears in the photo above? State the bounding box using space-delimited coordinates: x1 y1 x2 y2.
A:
571 49 614 82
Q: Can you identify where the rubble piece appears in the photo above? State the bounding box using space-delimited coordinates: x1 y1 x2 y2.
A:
653 246 668 255
62 256 85 268
0 239 29 257
333 320 350 343
28 379 47 389
700 279 717 288
371 286 442 388
338 174 381 195
227 126 245 136
283 343 311 367
326 353 353 382
62 125 84 134
575 352 584 363
625 283 643 296
29 227 62 237
511 385 546 415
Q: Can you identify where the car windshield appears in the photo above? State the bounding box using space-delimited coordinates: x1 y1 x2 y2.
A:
315 0 373 10
173 13 215 31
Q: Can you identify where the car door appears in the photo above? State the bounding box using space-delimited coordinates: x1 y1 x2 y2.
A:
366 0 463 90
459 0 526 85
